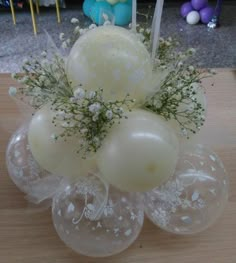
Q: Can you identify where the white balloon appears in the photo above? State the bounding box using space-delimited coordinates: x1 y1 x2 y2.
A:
144 144 229 235
97 109 179 192
186 11 200 25
28 105 97 179
52 174 144 257
66 26 153 103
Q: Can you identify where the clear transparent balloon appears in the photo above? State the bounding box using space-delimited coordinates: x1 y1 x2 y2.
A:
52 174 144 257
6 123 61 202
144 144 229 235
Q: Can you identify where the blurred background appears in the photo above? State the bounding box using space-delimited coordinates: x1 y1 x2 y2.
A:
0 0 235 72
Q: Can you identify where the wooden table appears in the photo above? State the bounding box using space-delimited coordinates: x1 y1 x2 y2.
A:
0 70 236 263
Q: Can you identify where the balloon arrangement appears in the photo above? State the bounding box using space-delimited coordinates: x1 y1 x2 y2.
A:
181 0 214 25
83 0 132 26
6 1 229 258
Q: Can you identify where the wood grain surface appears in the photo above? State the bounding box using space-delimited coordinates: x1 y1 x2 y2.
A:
0 70 236 263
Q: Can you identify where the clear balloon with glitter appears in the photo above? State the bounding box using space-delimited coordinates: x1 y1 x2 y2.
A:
144 144 229 235
52 173 144 257
6 123 62 203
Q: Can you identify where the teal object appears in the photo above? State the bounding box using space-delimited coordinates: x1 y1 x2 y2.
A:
113 3 132 26
83 0 95 17
90 1 113 25
126 0 132 5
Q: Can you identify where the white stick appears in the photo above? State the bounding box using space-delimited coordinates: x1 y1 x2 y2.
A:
151 0 164 61
132 0 137 31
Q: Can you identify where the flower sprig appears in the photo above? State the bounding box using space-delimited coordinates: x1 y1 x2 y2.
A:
145 66 214 138
51 87 135 157
12 52 73 109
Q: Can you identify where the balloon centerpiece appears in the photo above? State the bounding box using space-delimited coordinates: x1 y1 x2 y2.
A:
6 0 228 258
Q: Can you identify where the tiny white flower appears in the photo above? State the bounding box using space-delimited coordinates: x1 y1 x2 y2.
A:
116 107 123 114
74 26 80 34
188 66 195 72
23 58 29 64
59 32 65 41
19 76 29 84
139 28 144 33
210 69 217 75
89 24 97 30
89 103 101 113
177 61 183 68
188 48 196 54
173 93 181 100
165 41 171 46
103 20 112 26
61 121 75 128
92 115 99 122
93 136 100 145
41 51 47 57
51 134 58 141
61 41 68 49
145 28 151 34
105 110 113 120
87 91 96 99
74 87 85 99
181 128 188 137
71 18 79 24
79 28 85 35
66 38 71 45
8 86 17 96
11 73 16 79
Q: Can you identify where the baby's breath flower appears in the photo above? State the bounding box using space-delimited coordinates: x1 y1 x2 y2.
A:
177 61 183 68
74 26 80 34
11 73 16 79
66 38 71 45
74 87 85 99
105 110 113 120
51 134 58 141
188 65 195 72
41 51 47 57
89 102 101 113
19 76 29 84
8 86 17 96
59 32 65 41
61 41 68 49
71 18 79 24
87 91 96 99
89 24 97 30
188 48 196 55
209 69 217 75
23 58 29 64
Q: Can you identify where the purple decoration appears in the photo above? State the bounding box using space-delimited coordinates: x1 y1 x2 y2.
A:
180 2 194 18
191 0 208 11
200 6 214 24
